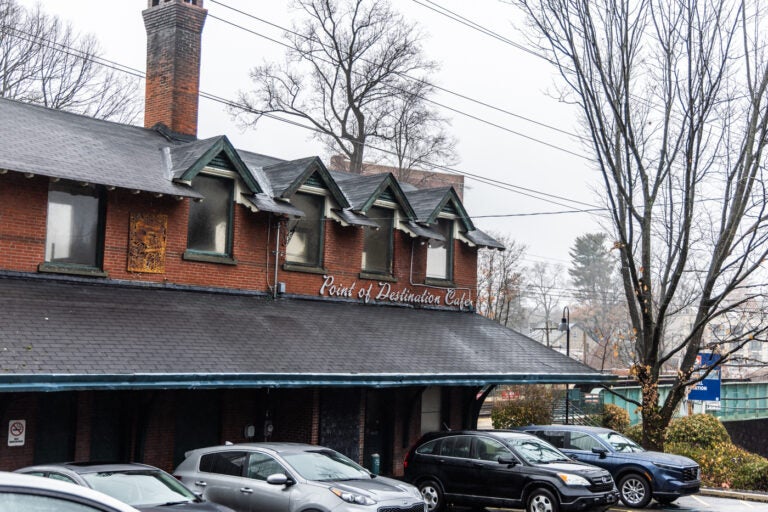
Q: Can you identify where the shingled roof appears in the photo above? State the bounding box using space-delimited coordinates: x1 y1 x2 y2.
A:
0 96 502 249
0 274 612 391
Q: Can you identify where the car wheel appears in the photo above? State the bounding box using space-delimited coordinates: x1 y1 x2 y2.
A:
418 479 444 512
618 473 652 508
526 488 559 512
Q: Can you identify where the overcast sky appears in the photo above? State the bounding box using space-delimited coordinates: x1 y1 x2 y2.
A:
18 0 607 269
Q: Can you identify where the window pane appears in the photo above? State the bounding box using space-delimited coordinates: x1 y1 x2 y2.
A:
286 193 324 265
45 182 100 266
247 452 286 481
362 207 393 273
188 175 232 254
426 219 452 279
200 451 247 476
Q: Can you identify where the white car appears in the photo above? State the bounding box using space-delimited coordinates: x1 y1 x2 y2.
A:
0 471 140 512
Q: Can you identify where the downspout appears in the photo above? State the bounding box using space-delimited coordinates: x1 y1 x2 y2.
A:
273 217 281 299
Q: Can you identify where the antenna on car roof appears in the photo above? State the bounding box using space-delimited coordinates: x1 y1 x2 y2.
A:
442 422 451 431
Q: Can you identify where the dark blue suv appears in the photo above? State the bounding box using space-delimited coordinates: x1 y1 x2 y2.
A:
517 426 700 508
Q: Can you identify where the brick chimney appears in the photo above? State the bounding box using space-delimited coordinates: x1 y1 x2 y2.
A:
143 0 207 137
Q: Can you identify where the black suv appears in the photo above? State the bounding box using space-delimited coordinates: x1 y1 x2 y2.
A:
517 425 700 508
403 430 619 512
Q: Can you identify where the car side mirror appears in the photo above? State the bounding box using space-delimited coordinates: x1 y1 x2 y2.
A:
266 473 294 486
497 456 518 467
592 447 608 459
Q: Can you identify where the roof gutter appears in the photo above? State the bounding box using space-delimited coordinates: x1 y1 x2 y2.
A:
0 372 616 392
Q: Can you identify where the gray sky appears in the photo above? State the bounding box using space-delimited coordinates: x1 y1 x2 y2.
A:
19 0 606 268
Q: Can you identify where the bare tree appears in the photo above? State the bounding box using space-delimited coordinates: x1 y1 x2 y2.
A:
512 0 768 449
0 0 140 123
384 82 458 182
477 234 526 328
236 0 450 173
527 261 565 347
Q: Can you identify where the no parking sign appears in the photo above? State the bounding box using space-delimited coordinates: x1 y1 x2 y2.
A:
8 420 25 447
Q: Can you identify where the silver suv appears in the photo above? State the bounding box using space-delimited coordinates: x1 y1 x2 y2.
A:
174 443 426 512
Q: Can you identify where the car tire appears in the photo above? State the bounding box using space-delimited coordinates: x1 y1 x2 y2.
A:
618 473 652 508
526 487 559 512
418 479 445 512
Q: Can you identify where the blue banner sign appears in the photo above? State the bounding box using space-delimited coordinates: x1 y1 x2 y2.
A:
687 352 722 401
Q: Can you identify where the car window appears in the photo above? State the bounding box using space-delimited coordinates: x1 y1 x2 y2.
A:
437 436 472 458
568 432 603 451
598 431 645 453
438 437 456 456
49 472 78 484
504 437 570 465
246 452 286 481
415 438 440 455
474 437 509 461
538 431 567 449
0 492 116 512
281 449 369 481
200 451 248 477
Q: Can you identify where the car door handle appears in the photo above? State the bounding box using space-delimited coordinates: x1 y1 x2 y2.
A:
194 481 207 487
473 462 484 468
240 487 254 494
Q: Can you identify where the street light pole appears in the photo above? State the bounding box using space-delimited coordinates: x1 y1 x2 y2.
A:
559 306 570 425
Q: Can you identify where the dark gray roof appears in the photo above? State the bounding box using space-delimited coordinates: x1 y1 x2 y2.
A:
0 97 199 198
246 193 304 217
262 157 319 197
0 274 612 391
466 229 506 250
405 187 454 222
332 208 381 227
402 221 445 241
332 173 390 210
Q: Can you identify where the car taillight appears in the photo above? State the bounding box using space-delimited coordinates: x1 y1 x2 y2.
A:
403 452 410 469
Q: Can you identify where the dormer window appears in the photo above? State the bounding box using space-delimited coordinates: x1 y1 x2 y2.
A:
286 192 324 268
42 181 105 272
361 206 394 276
426 218 453 281
186 174 234 260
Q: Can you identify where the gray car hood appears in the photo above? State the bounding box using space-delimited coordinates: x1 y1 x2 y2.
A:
328 476 420 501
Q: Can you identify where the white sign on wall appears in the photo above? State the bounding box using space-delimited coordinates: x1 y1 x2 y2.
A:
8 419 25 447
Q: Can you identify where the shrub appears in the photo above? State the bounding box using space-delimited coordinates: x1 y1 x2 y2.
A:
666 441 768 491
601 404 630 432
491 385 553 428
624 423 643 444
666 414 731 448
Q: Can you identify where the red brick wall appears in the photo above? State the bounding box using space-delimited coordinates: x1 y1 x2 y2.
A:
0 174 478 301
0 174 47 272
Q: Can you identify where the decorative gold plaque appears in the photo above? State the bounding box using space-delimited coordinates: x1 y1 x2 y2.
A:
128 213 168 273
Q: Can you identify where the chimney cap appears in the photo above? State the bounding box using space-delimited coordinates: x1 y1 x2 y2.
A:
147 0 203 8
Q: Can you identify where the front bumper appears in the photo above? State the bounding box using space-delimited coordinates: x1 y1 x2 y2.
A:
560 489 620 511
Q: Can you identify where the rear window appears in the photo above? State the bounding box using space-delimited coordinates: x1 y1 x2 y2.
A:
416 439 440 455
199 451 247 476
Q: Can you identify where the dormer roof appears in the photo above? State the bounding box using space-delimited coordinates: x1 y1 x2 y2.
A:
170 135 262 193
262 156 349 209
331 172 416 219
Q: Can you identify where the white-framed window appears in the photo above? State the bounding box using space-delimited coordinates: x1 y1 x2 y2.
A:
421 386 442 434
426 218 453 281
362 206 394 275
286 192 324 267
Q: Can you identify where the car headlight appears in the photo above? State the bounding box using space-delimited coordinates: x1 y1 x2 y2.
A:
330 487 376 505
653 462 682 471
557 473 591 486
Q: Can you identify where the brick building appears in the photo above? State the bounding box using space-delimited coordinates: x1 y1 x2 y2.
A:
0 0 611 475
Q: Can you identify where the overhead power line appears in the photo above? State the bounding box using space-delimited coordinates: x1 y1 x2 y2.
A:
1 20 606 216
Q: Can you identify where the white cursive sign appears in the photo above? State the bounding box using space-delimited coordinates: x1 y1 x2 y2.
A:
319 275 473 309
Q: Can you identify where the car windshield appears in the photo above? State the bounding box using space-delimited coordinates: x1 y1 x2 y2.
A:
282 449 370 481
598 431 645 453
502 436 570 465
81 469 196 507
